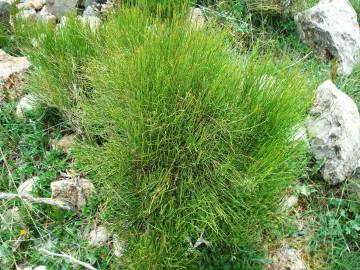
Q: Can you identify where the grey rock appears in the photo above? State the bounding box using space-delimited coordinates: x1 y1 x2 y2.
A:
113 234 125 258
51 177 94 209
268 246 308 270
306 80 360 185
82 5 96 16
51 134 76 154
0 49 31 99
18 176 39 194
29 0 45 10
16 94 37 117
84 0 95 9
295 0 360 76
189 7 205 28
281 195 299 211
49 0 78 18
89 226 109 247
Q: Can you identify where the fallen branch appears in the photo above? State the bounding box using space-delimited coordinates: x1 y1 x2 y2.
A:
39 248 97 270
0 193 73 211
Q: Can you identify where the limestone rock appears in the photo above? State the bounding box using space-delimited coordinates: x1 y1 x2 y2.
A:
18 176 39 195
16 94 37 117
51 177 94 209
0 50 31 100
84 0 95 9
37 4 57 23
89 226 109 247
306 80 360 185
295 0 360 76
49 0 78 18
51 134 76 154
268 246 308 270
17 1 33 10
83 5 96 16
189 7 206 28
281 195 299 211
113 234 125 258
29 0 45 10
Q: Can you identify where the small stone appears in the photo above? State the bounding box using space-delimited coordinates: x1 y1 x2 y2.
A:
0 49 31 98
51 177 95 209
189 7 206 28
89 226 109 247
16 94 37 117
281 195 299 211
52 134 76 154
113 234 125 258
18 176 39 195
34 266 46 270
29 0 45 10
268 246 308 270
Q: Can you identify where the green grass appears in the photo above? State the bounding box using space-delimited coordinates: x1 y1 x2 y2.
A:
65 7 318 269
304 180 360 270
0 103 111 269
11 16 98 128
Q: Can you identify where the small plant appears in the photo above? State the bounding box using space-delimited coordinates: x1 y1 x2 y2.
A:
307 183 360 270
72 6 315 269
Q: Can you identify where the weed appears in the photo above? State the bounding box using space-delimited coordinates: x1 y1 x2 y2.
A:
305 182 360 270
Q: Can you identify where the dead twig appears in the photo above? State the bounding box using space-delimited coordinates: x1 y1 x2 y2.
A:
0 193 73 211
39 248 98 270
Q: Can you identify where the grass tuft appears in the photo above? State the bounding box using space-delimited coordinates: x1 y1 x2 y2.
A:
71 8 315 269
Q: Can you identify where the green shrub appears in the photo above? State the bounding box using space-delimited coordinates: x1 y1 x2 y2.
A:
73 8 315 269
